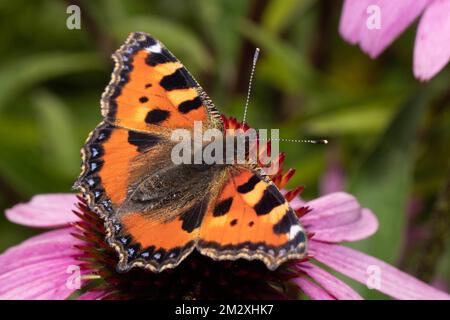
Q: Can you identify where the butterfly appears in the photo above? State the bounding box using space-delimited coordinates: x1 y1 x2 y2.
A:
75 32 307 273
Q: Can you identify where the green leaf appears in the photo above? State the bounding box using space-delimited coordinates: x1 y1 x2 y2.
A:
238 20 318 92
0 114 74 195
303 102 397 136
0 116 44 195
262 0 316 34
193 0 248 100
348 91 427 298
0 53 103 111
32 89 79 178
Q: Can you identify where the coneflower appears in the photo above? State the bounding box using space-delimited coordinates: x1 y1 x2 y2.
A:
1 117 448 300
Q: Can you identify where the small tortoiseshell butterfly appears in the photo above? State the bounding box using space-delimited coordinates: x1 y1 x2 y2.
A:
76 32 307 272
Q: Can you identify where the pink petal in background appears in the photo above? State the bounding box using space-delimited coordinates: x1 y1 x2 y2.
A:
308 209 378 243
293 277 335 300
5 193 79 228
0 228 80 300
300 193 361 229
297 262 362 300
414 0 450 81
309 241 450 300
340 0 430 58
339 0 373 44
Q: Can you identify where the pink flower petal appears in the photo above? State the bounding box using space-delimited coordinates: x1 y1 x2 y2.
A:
300 193 378 242
1 260 78 300
414 0 450 80
309 241 450 300
308 209 378 243
340 0 430 58
0 228 82 300
5 193 79 228
0 228 80 274
293 277 335 300
297 261 362 300
301 193 359 227
340 0 373 44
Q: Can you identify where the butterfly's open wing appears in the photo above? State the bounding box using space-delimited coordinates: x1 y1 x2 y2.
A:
76 32 221 272
198 168 307 270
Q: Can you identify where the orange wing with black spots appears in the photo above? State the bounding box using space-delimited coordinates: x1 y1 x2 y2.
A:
101 32 221 132
76 121 200 273
76 32 221 272
77 32 307 274
77 122 163 213
198 168 307 270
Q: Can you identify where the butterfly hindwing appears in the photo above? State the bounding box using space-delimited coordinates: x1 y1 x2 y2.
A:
198 168 307 270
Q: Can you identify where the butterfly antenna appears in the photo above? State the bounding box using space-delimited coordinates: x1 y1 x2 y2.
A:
255 138 328 144
242 48 260 126
240 49 327 146
275 138 328 144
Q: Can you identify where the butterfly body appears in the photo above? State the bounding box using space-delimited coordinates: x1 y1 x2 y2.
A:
76 32 307 273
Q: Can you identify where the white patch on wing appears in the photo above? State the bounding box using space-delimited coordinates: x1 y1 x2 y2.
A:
146 42 162 53
289 225 303 240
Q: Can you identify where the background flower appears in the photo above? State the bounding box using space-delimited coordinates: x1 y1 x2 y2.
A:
339 0 450 80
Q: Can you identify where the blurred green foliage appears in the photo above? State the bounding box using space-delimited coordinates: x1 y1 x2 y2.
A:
0 0 449 298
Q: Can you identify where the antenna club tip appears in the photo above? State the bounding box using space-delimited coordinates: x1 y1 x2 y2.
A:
311 139 328 145
253 48 260 61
